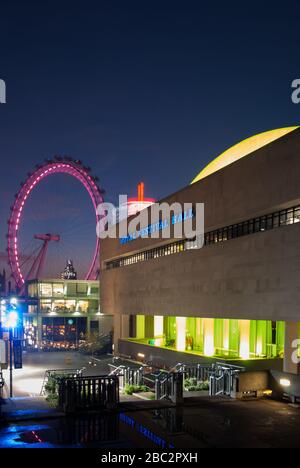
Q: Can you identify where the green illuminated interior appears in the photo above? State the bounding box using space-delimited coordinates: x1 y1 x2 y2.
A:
134 315 286 360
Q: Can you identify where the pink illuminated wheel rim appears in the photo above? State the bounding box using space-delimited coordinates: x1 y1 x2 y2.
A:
7 157 104 289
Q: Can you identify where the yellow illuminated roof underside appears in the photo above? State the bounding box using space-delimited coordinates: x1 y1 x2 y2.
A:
191 126 299 184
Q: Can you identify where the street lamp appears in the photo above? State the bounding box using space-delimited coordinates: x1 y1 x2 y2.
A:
0 298 23 397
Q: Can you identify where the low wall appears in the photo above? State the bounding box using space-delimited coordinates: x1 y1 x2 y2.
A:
118 339 283 372
235 371 269 399
269 369 300 402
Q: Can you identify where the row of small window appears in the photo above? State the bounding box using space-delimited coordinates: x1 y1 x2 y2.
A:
28 282 99 298
108 241 185 268
204 206 300 245
105 205 300 270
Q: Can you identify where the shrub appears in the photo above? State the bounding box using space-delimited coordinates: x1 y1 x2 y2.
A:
124 384 149 395
184 377 197 388
184 379 209 392
45 393 58 407
198 381 209 391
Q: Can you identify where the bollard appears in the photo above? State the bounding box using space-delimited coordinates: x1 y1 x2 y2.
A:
171 373 184 405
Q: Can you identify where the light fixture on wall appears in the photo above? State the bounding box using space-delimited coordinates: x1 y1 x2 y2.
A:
280 378 291 388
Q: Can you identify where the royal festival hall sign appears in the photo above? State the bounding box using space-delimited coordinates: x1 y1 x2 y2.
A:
120 208 194 245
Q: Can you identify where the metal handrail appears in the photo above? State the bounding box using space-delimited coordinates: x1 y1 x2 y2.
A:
108 364 126 376
214 362 246 372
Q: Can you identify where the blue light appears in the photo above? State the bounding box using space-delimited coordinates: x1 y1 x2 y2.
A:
4 311 19 328
1 300 22 329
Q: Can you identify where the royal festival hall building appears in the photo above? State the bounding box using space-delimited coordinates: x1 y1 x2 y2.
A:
100 126 300 375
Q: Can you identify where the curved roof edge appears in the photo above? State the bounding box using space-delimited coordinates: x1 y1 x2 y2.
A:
191 126 299 184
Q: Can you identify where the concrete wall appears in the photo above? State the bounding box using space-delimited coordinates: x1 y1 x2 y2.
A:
236 371 269 393
100 128 300 325
102 223 300 322
118 339 283 371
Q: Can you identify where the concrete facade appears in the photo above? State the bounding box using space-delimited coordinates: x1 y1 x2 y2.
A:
100 128 300 372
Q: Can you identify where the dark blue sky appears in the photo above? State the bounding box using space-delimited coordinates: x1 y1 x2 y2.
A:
0 0 299 277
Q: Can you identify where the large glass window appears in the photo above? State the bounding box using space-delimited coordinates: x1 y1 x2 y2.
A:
65 300 76 312
76 301 89 313
77 283 88 295
39 283 52 296
40 300 52 312
52 300 65 312
131 316 286 360
66 282 77 296
53 283 64 296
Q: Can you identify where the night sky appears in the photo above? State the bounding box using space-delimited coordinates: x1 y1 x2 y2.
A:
0 1 300 278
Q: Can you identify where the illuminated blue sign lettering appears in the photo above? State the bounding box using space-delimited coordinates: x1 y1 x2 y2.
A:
119 413 174 448
120 208 194 245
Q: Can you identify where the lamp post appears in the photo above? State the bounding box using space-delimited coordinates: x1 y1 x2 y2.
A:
1 298 22 398
9 327 13 398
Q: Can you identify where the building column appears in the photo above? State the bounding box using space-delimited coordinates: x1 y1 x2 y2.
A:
86 316 91 337
37 316 43 346
145 316 154 338
154 316 164 337
113 314 130 354
203 318 214 356
113 315 121 354
99 315 113 336
239 320 250 360
136 315 145 339
176 317 186 351
284 322 299 374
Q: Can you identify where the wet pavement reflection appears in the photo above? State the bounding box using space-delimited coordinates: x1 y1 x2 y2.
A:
2 399 300 448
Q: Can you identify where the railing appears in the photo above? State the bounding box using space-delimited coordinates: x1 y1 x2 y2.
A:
209 363 245 396
108 358 245 401
108 362 144 389
40 368 84 395
174 363 212 382
58 375 119 413
155 371 184 403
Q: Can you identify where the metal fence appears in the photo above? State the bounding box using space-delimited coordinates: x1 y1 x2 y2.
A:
209 363 245 396
174 363 212 382
58 375 119 413
155 372 184 403
109 359 245 401
108 363 144 389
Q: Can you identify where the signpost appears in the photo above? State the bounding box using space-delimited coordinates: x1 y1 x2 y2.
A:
13 340 23 369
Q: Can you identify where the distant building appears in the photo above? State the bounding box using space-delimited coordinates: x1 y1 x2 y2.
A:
61 259 77 280
24 278 104 349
